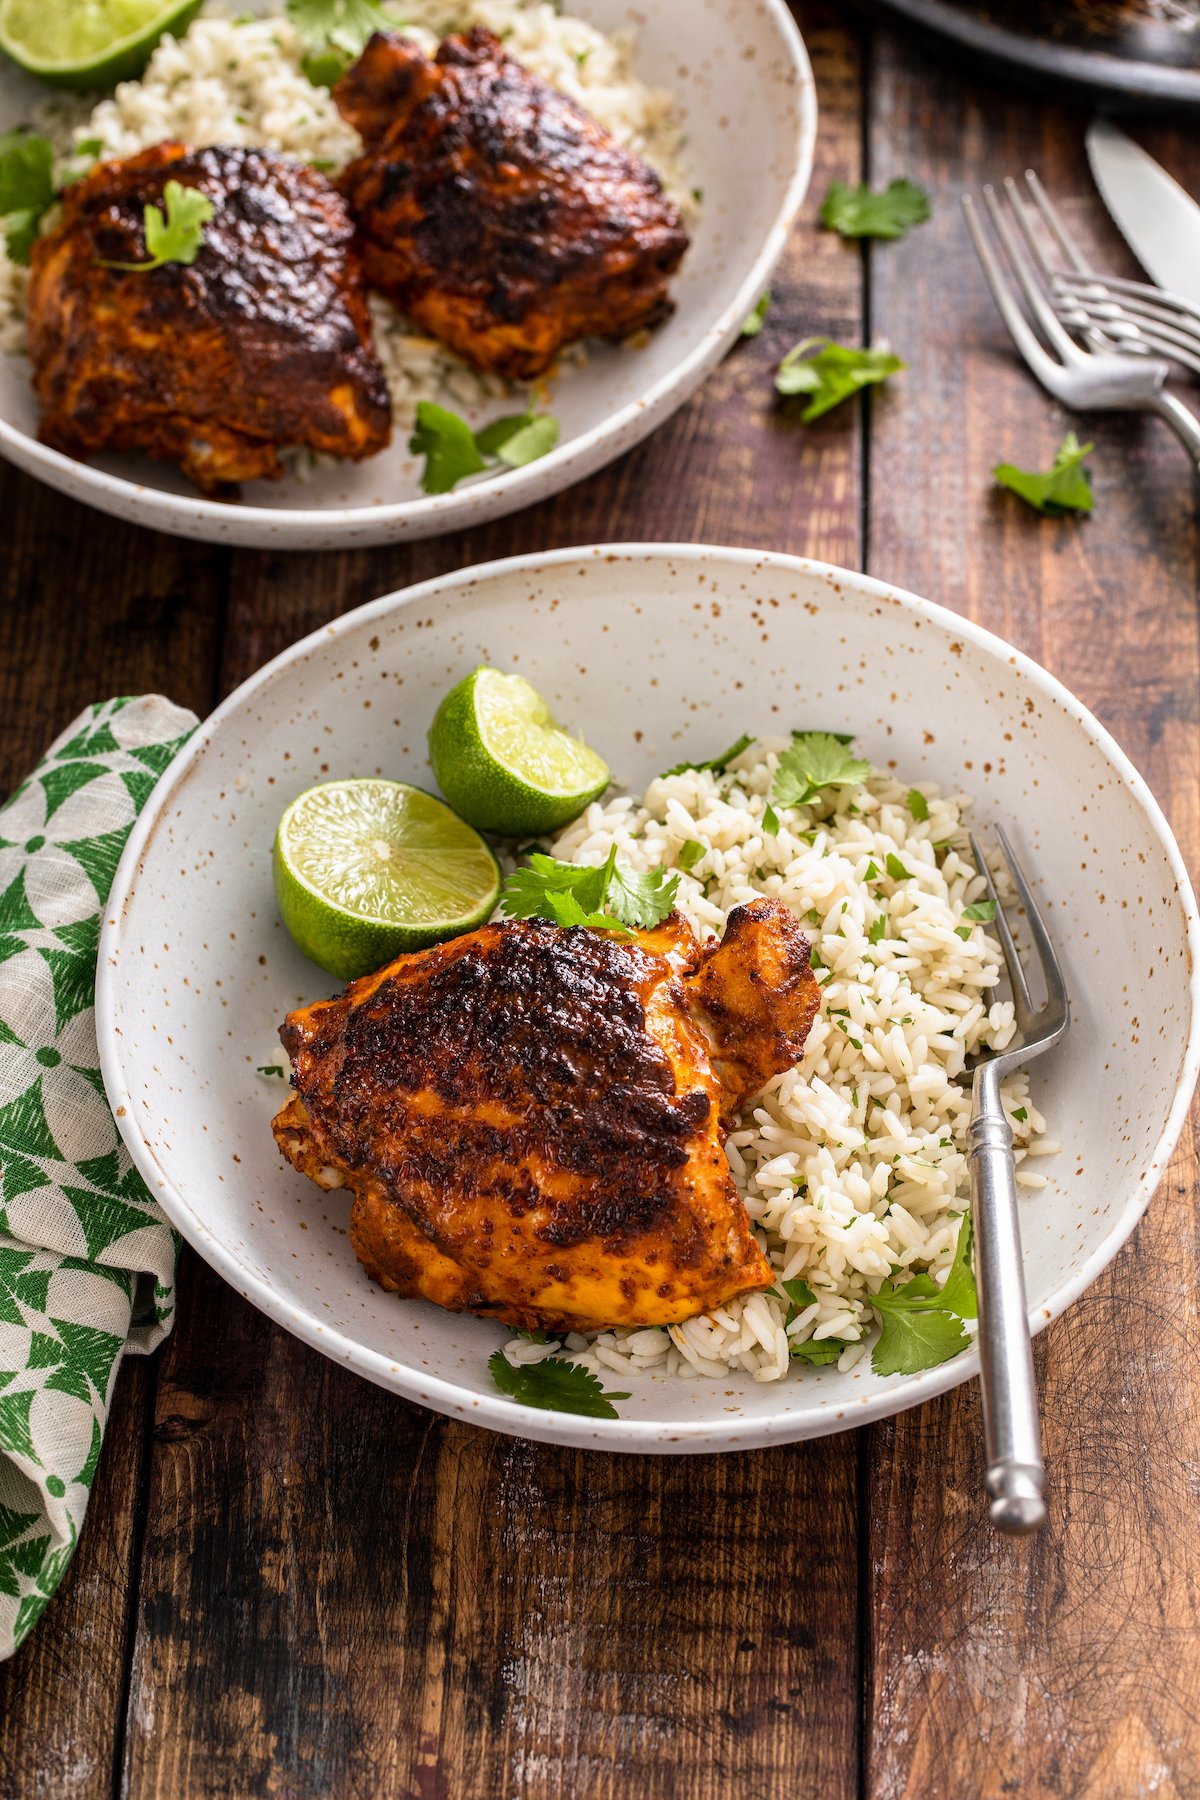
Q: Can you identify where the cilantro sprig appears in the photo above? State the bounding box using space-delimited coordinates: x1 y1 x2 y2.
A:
993 432 1094 517
820 177 930 241
661 732 753 779
410 400 559 494
488 1349 630 1418
288 0 392 82
499 844 679 934
0 129 55 266
776 338 905 421
870 1214 977 1376
97 180 214 274
772 731 871 810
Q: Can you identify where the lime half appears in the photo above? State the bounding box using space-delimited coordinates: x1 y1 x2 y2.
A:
0 0 203 88
428 668 610 837
274 779 501 983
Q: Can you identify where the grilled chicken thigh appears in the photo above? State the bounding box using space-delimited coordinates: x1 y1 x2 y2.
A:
27 143 391 492
334 28 690 380
273 899 819 1334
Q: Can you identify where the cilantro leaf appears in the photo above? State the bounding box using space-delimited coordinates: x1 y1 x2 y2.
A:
871 1303 969 1377
775 338 905 421
498 846 677 934
409 401 558 494
885 853 911 881
604 859 680 930
820 177 930 241
741 291 770 337
790 1336 848 1366
762 804 780 837
869 1220 977 1376
770 1276 818 1324
993 432 1094 517
678 839 705 872
867 914 886 944
962 899 996 922
487 1349 629 1418
0 130 55 266
409 401 487 494
1011 1106 1028 1124
772 731 871 809
938 1213 978 1322
97 180 213 273
662 732 753 778
906 788 929 821
256 1064 286 1077
474 409 560 469
288 0 391 54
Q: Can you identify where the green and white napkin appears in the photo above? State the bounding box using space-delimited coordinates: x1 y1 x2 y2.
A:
0 696 197 1660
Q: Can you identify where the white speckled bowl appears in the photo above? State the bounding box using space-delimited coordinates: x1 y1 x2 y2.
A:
0 1 813 548
97 546 1200 1450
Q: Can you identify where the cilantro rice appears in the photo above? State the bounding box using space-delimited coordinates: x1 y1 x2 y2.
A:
0 1 695 414
501 738 1059 1387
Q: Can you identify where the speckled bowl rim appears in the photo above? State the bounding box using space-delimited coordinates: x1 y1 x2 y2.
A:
0 0 815 549
97 544 1200 1452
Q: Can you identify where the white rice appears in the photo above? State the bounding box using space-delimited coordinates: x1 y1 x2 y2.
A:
502 739 1059 1385
0 2 694 408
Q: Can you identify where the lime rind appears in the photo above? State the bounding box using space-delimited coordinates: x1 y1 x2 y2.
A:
0 0 203 87
428 668 610 836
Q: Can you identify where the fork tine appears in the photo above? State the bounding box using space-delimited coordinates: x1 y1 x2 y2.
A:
1057 302 1200 376
1003 176 1056 284
1059 286 1200 353
962 194 1060 385
969 832 1037 1032
994 825 1070 1032
982 184 1084 366
1023 169 1093 275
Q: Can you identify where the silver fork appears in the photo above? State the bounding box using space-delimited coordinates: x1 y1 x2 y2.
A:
964 826 1069 1534
1012 169 1200 380
962 182 1200 466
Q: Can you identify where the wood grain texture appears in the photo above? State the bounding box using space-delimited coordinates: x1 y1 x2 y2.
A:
864 28 1200 1799
118 9 868 1798
0 467 228 1796
5 3 1200 1795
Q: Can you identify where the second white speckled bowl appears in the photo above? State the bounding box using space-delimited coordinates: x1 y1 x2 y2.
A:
0 0 815 548
97 545 1200 1450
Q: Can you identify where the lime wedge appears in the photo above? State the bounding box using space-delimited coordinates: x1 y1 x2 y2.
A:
274 779 501 983
0 0 202 89
428 668 610 836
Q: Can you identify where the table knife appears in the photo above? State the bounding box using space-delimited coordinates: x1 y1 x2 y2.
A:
1087 119 1200 309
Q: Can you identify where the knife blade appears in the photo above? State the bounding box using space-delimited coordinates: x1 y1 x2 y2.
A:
1087 119 1200 307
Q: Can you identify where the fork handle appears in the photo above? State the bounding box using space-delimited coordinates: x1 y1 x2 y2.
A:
968 1058 1046 1534
1148 388 1200 467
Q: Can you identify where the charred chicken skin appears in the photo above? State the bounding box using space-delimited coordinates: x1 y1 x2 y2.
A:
273 899 820 1334
26 142 391 493
334 28 691 380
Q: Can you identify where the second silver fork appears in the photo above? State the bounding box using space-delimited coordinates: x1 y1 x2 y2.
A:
962 180 1200 466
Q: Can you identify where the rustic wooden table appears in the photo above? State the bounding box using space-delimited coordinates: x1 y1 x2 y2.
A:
2 5 1198 1794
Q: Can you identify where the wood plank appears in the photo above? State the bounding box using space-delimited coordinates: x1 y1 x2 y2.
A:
864 29 1200 1798
120 7 868 1796
0 468 228 1796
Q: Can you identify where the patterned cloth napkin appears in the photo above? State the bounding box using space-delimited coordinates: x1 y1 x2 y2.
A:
0 696 197 1660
